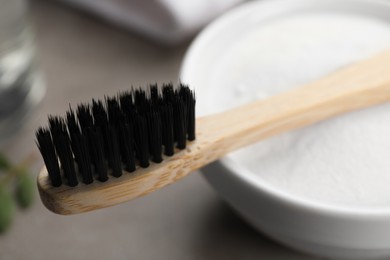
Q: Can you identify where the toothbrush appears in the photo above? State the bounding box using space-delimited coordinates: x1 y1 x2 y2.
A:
37 50 390 215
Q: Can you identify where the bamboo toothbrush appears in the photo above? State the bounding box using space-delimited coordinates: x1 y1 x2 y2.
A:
37 50 390 215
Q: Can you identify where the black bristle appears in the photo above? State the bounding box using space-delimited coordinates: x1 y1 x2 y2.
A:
77 104 93 134
150 84 159 103
36 128 62 187
134 88 149 115
172 98 187 149
161 104 174 156
92 99 108 127
118 121 136 172
49 116 78 187
89 127 108 182
77 134 94 184
66 110 93 184
134 115 149 168
91 99 112 163
106 97 122 124
162 83 175 103
119 91 134 115
179 83 196 141
187 93 196 141
48 116 62 151
92 98 116 175
107 125 122 177
105 97 123 177
36 83 195 187
147 111 163 163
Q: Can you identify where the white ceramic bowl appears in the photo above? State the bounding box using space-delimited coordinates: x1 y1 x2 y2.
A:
180 0 390 259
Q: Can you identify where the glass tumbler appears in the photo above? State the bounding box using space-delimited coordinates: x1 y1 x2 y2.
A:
0 0 45 141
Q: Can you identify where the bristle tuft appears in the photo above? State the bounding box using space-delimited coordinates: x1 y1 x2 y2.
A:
36 128 62 187
36 83 195 187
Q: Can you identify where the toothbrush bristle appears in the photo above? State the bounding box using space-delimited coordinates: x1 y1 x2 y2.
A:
36 128 62 187
35 83 196 187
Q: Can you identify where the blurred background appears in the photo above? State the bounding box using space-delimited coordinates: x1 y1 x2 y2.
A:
0 0 318 259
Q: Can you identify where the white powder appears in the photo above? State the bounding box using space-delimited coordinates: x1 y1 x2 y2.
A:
207 14 390 208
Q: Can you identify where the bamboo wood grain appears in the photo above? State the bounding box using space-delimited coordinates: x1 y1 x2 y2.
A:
38 50 390 215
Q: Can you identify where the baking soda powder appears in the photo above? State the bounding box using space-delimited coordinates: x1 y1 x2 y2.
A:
209 14 390 207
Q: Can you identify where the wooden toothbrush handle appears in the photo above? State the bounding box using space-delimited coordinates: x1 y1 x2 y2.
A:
38 50 390 215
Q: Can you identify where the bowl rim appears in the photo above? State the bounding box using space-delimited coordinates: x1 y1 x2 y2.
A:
180 0 390 217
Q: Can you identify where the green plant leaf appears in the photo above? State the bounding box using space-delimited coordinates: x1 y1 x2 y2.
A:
0 186 15 233
0 154 11 171
15 171 34 209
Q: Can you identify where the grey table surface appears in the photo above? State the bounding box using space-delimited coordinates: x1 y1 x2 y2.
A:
0 1 318 259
